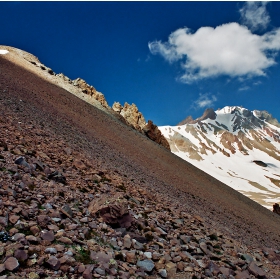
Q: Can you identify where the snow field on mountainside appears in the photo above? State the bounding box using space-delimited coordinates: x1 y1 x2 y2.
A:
175 146 280 209
159 106 280 209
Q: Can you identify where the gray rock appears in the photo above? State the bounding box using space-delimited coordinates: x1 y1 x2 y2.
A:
242 254 254 263
132 239 144 250
45 248 57 254
14 156 30 169
95 267 106 276
144 252 152 259
61 204 73 218
137 259 155 272
43 203 53 209
158 269 167 278
80 217 88 223
64 250 74 256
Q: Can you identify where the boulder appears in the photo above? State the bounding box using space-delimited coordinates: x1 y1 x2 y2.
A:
88 193 133 228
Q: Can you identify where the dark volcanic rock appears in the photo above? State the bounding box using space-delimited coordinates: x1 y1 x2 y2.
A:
48 171 66 184
273 203 280 215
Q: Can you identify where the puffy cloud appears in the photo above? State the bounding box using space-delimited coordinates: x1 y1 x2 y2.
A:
148 23 280 83
193 93 217 109
239 2 270 31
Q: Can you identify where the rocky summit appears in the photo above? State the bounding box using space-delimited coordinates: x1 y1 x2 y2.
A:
1 46 280 279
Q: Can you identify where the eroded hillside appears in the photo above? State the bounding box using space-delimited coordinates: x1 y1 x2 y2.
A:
1 47 280 278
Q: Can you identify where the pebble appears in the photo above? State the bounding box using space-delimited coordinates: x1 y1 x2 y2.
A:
123 234 132 249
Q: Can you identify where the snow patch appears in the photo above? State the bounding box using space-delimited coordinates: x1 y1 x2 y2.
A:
0 49 9 55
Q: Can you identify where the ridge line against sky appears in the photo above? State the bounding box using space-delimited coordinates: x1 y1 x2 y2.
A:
0 1 280 125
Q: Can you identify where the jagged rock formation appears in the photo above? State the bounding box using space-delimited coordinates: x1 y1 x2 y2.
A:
112 102 146 131
71 78 109 109
113 102 170 151
160 106 280 209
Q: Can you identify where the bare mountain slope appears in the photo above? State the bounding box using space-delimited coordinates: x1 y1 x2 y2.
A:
1 47 280 278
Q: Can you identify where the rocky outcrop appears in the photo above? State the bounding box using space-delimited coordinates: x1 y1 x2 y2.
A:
112 102 146 131
273 203 280 215
178 109 216 126
254 110 280 128
72 78 109 108
55 74 109 109
143 120 171 151
177 115 194 125
112 102 170 150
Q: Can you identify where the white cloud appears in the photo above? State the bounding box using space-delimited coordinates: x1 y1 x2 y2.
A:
239 2 270 31
238 86 250 91
148 23 280 83
193 93 217 109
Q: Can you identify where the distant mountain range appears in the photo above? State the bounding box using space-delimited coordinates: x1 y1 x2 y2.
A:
159 106 280 209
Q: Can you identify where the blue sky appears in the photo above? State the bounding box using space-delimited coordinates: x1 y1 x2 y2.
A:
1 1 280 126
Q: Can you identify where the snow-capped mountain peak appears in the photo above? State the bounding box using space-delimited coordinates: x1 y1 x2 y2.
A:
159 106 280 209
